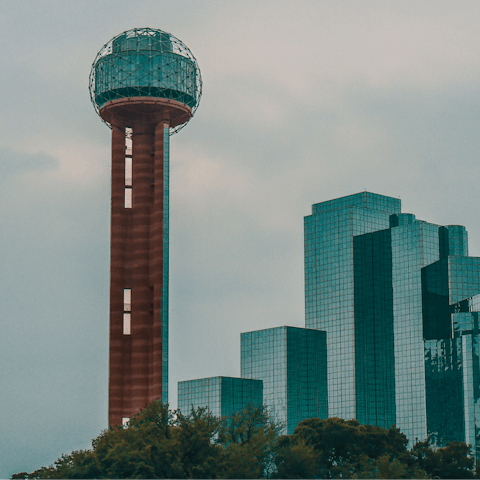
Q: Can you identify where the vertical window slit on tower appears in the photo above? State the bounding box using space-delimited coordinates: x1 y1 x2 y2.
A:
125 157 132 186
125 188 132 208
125 128 133 206
123 288 131 335
125 128 132 156
124 288 131 311
123 313 131 335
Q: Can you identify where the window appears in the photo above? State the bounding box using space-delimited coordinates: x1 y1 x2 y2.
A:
125 188 132 208
125 128 133 205
123 313 131 335
124 288 131 312
125 157 132 186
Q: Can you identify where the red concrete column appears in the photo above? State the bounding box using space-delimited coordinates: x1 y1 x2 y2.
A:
149 120 168 401
104 99 192 427
108 120 130 427
129 123 155 417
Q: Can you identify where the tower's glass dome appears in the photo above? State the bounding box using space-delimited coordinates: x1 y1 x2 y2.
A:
89 27 202 134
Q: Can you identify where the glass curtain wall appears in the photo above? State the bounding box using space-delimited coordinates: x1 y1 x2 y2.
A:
305 193 400 419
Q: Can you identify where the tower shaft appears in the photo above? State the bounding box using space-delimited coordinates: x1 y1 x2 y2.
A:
108 116 169 426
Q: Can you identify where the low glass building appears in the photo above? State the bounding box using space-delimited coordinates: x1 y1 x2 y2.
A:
241 326 327 434
177 376 263 418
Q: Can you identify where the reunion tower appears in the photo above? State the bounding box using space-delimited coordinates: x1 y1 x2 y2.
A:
89 28 202 426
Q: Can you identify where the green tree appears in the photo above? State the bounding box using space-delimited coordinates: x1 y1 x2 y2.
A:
14 401 222 479
276 418 430 480
174 406 223 478
411 438 475 479
287 417 426 479
11 450 94 479
218 405 281 479
84 401 182 479
273 435 317 479
12 405 477 479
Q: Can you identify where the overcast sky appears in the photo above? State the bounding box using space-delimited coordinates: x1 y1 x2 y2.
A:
1 0 480 476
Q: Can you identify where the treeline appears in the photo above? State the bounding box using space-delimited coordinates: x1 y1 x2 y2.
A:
13 401 477 479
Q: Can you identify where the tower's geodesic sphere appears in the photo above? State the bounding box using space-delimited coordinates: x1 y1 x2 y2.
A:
89 27 202 134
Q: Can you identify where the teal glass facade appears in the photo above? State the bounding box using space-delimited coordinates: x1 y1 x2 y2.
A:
389 216 439 442
177 376 263 417
336 208 439 440
241 326 327 434
422 229 480 457
425 311 480 458
304 193 401 420
93 30 198 110
353 228 396 429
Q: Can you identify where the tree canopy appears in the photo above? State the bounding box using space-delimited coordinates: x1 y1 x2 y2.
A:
12 403 477 479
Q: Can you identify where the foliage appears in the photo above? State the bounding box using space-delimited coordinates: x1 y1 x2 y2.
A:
411 438 475 479
273 435 317 479
287 417 417 478
12 406 477 479
278 417 475 479
218 405 281 479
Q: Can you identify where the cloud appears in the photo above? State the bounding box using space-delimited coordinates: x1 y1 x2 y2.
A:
0 148 59 177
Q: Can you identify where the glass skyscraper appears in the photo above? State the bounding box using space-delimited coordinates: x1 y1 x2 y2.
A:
422 230 480 456
241 326 327 434
306 192 480 452
353 214 440 441
304 192 401 420
178 376 263 418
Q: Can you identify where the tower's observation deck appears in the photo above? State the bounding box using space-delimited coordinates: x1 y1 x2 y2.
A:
89 28 201 426
90 27 201 131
